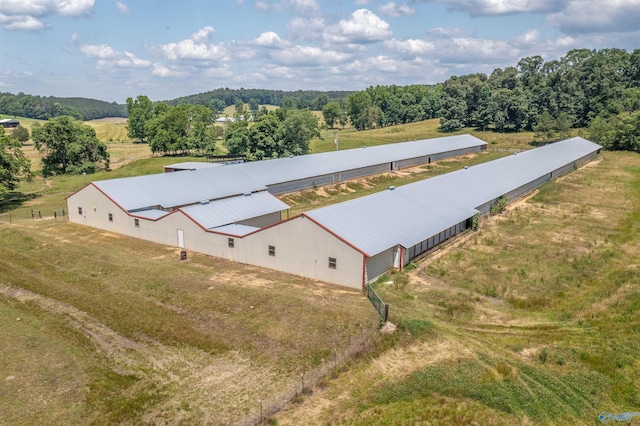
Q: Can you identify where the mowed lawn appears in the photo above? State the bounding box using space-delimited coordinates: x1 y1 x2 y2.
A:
274 150 640 425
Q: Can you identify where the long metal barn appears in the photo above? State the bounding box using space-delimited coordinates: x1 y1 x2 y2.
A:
67 136 600 289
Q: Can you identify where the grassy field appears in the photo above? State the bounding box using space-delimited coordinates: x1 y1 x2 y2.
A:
4 116 637 424
0 219 378 424
17 113 548 174
274 150 640 424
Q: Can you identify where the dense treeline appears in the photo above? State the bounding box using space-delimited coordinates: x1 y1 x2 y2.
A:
343 49 640 135
167 88 354 112
0 92 127 121
126 95 221 156
345 84 441 130
437 48 640 133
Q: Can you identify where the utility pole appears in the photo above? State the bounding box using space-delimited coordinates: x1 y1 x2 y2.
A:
334 130 339 151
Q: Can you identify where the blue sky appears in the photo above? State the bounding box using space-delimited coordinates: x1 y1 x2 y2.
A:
1 0 639 103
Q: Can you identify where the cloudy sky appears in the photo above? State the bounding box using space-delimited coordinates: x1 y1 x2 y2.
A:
1 0 638 103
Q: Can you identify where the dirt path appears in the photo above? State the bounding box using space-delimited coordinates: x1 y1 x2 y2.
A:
0 284 286 424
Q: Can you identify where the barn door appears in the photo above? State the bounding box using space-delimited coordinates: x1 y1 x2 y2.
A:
393 249 400 269
177 229 185 248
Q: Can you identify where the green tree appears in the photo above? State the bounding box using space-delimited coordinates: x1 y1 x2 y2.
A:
474 84 494 131
224 108 319 160
224 120 251 157
146 104 189 155
276 109 320 156
183 105 217 155
32 116 109 176
533 111 557 142
588 111 640 152
0 130 32 194
12 125 30 144
126 95 154 143
439 76 467 132
555 111 572 139
322 101 342 129
346 91 373 131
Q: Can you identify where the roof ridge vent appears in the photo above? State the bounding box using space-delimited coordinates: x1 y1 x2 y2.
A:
200 200 210 205
388 186 396 191
244 192 252 196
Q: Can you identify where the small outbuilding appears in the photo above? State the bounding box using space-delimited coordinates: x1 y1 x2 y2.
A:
0 118 19 129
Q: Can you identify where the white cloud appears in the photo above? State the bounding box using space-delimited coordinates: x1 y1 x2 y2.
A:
1 15 45 30
271 45 349 66
384 38 436 56
254 0 320 16
325 9 392 44
379 2 415 17
191 26 215 43
0 0 95 30
81 44 119 59
152 64 186 78
414 0 564 16
287 17 325 40
81 43 150 68
158 27 228 61
435 37 518 64
58 0 94 16
427 27 474 38
70 31 80 44
253 31 290 47
116 1 129 14
548 0 640 34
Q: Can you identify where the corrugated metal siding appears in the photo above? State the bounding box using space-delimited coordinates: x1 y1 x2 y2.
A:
505 174 550 202
267 174 335 195
238 211 282 228
406 218 469 262
339 164 391 181
365 247 395 283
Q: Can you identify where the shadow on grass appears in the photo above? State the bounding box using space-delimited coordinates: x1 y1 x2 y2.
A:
0 192 40 213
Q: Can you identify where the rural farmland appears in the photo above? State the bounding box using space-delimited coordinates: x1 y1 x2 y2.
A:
1 120 639 424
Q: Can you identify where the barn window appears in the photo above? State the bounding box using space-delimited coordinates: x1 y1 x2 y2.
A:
228 238 235 248
134 218 139 227
108 213 113 222
268 245 276 256
329 257 337 269
78 207 83 215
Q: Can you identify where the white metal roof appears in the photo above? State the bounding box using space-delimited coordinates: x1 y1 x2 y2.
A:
164 162 222 170
131 209 169 220
93 166 267 212
90 134 485 213
227 134 486 186
305 137 601 256
180 191 288 229
307 185 478 256
210 223 260 236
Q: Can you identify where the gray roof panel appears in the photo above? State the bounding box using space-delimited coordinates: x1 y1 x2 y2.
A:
91 134 485 212
180 191 289 229
228 134 486 186
93 166 267 211
210 223 260 236
306 137 601 256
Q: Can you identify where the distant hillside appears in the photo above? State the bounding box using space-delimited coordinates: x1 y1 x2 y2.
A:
166 88 354 111
0 92 127 121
